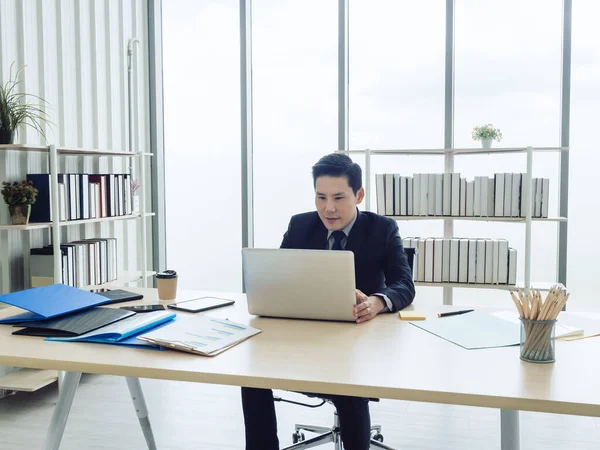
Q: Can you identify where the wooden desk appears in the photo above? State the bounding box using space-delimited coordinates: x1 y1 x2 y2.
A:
1 288 599 450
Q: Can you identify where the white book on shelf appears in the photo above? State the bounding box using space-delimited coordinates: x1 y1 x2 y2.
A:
394 174 401 216
449 238 460 282
376 174 385 215
480 176 488 217
508 248 517 285
427 174 436 216
435 173 443 216
521 177 533 218
497 238 509 284
417 238 426 282
541 178 549 218
407 176 413 216
487 177 495 217
503 173 512 218
410 237 420 281
475 238 486 284
443 173 451 216
458 238 469 283
466 181 474 217
412 174 421 216
535 177 543 218
511 173 521 217
484 239 494 284
491 239 499 284
468 239 477 284
421 173 429 216
398 175 406 216
494 173 504 217
474 176 482 217
425 238 434 282
442 238 450 282
459 177 467 216
402 238 411 248
89 184 96 219
451 173 460 216
385 174 394 216
433 238 443 282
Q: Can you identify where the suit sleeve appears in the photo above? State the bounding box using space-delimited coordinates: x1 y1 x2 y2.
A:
280 218 293 249
378 220 415 312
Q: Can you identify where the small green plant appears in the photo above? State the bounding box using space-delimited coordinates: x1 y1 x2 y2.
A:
1 180 39 206
0 63 51 140
472 123 502 142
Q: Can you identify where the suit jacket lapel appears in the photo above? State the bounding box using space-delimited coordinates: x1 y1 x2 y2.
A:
345 209 367 256
307 216 329 250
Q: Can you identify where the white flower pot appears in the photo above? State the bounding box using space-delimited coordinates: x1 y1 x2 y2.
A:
481 138 493 149
133 196 140 213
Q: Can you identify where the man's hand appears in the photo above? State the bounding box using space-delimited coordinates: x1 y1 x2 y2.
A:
353 290 385 324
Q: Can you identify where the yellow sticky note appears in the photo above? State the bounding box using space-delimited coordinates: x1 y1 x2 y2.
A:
399 311 426 321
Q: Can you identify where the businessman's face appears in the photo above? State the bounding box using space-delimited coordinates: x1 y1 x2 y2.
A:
315 176 364 231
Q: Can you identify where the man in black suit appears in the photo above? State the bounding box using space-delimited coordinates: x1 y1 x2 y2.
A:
241 153 415 450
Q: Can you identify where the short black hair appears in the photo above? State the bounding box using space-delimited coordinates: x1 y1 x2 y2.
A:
312 153 362 194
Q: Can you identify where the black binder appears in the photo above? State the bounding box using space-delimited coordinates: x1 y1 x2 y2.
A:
93 289 144 304
12 307 135 337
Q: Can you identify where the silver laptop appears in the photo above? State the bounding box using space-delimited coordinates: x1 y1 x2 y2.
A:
242 248 357 322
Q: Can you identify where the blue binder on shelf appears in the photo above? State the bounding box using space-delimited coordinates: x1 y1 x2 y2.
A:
46 310 176 349
0 284 111 324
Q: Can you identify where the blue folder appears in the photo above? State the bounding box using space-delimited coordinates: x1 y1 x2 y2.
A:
0 284 111 324
46 310 176 349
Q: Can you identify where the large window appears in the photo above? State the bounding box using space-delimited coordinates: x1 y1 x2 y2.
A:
252 0 338 249
453 0 563 306
349 0 446 265
568 0 600 309
163 0 242 291
160 1 599 310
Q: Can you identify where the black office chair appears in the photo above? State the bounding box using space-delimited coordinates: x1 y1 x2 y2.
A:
276 247 416 450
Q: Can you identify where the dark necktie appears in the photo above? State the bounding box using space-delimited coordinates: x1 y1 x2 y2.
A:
331 230 346 250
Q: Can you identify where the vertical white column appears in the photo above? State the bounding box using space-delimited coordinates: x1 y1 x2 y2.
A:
49 145 61 283
524 145 533 295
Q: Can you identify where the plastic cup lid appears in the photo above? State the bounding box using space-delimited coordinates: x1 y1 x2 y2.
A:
156 269 177 279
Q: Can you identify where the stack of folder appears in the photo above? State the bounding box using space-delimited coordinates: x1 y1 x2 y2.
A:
0 284 174 349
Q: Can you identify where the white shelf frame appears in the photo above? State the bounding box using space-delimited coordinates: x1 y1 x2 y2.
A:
340 146 568 303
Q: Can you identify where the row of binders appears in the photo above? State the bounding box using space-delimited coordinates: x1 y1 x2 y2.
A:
26 173 134 223
30 238 118 288
376 173 550 218
402 237 517 285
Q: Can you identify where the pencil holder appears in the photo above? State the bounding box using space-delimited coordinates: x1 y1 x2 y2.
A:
519 318 557 363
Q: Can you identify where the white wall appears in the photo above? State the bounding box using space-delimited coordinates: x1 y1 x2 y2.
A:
0 0 152 295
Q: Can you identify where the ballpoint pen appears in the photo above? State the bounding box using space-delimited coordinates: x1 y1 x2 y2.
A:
437 309 474 318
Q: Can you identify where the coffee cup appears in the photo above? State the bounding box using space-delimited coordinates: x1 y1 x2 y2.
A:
156 270 178 300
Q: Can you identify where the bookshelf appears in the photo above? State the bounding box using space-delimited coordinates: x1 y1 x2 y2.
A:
339 146 568 305
0 144 154 292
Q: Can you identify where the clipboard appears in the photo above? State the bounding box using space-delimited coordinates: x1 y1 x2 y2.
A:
137 316 261 356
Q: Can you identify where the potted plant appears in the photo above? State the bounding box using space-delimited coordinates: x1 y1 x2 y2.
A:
472 123 502 149
1 180 39 225
0 63 50 145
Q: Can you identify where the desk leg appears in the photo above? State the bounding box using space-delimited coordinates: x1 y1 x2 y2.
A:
126 377 157 450
42 371 81 450
500 409 520 450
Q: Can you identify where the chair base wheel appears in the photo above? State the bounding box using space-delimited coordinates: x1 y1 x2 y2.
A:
371 432 384 442
292 431 305 443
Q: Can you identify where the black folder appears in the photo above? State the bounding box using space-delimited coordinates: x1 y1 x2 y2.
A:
12 307 135 337
94 289 144 304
